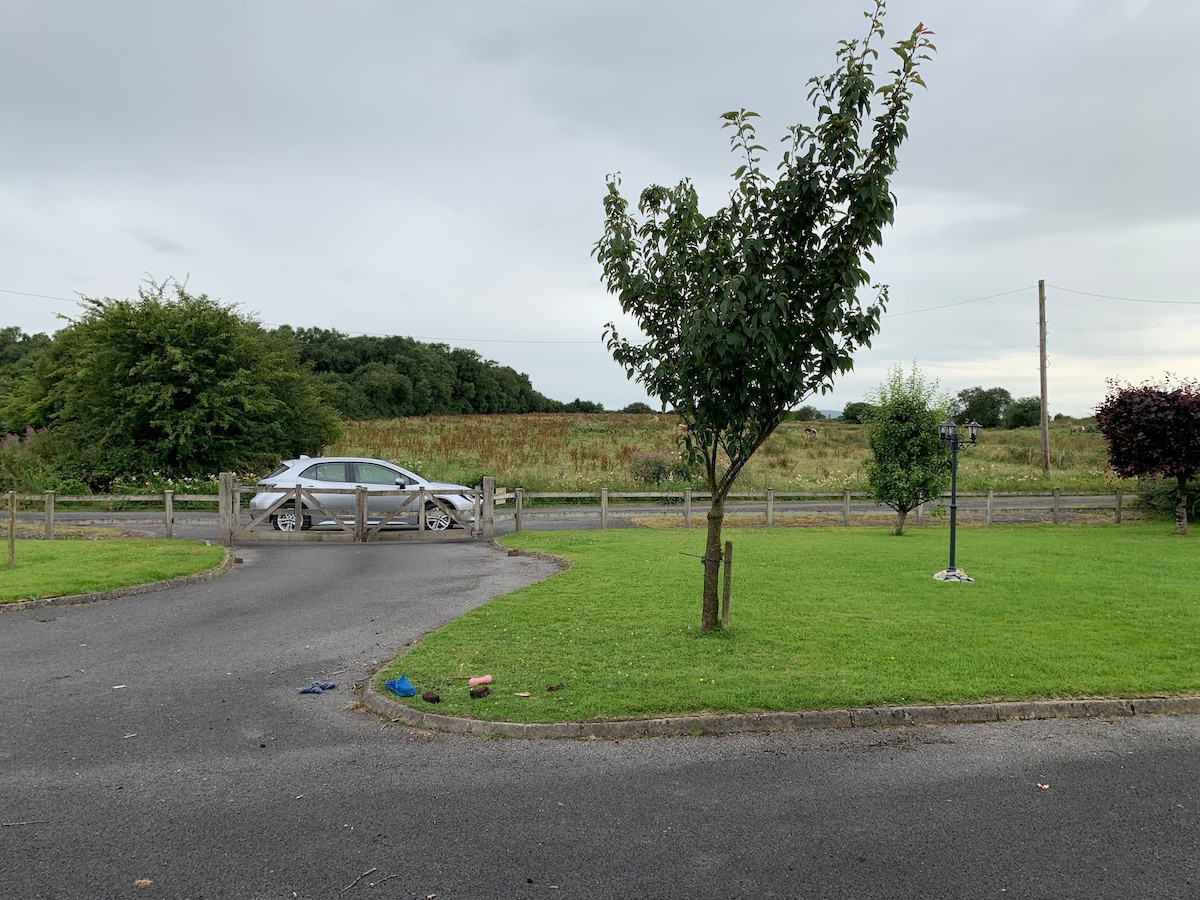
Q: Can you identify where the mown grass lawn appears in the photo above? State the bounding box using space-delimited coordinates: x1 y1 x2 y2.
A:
378 524 1200 722
0 540 227 602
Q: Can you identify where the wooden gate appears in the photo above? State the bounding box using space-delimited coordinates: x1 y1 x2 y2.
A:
219 474 495 545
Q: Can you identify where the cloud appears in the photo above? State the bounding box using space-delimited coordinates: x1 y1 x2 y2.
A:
2 0 1197 419
128 229 189 255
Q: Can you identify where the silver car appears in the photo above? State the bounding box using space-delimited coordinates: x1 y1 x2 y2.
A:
249 456 475 531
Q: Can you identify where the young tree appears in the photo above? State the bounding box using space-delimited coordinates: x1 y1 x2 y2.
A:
952 386 1012 429
595 2 935 630
1095 376 1200 535
1002 396 1041 429
864 364 950 535
841 400 877 424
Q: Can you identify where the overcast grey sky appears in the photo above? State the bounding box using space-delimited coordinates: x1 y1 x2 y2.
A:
3 1 1197 417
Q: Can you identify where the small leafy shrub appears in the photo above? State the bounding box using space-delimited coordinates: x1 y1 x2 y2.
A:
629 450 695 486
571 421 610 435
449 472 491 490
1137 475 1200 522
107 472 238 510
761 433 796 461
0 429 89 494
110 472 223 495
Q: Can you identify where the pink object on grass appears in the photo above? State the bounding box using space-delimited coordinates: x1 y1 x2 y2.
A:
468 675 493 687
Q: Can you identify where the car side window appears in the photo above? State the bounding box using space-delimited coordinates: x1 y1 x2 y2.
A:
355 463 409 486
302 462 348 483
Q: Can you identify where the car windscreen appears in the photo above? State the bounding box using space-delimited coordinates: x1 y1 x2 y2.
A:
355 462 410 485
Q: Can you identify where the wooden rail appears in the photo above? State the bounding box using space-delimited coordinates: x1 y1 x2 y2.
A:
504 487 1136 531
9 490 219 539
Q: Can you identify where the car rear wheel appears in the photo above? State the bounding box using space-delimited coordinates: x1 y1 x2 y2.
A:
271 502 312 532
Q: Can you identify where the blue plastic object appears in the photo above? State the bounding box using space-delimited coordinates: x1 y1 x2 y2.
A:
384 675 417 697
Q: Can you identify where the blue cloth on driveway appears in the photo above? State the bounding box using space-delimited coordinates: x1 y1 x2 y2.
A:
298 680 336 694
384 675 417 697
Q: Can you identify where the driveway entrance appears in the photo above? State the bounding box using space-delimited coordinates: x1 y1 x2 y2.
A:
3 542 1198 899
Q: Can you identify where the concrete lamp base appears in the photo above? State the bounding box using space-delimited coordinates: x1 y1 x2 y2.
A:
933 568 975 583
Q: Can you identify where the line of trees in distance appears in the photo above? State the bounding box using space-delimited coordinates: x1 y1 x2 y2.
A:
281 326 601 419
0 280 612 490
835 386 1070 428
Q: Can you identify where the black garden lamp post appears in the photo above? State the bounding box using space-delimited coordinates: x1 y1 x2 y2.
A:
935 419 981 583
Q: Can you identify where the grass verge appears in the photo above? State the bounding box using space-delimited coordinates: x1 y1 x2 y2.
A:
1 540 227 603
377 524 1200 723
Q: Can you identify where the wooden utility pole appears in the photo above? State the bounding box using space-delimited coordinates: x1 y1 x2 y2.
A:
1038 279 1050 473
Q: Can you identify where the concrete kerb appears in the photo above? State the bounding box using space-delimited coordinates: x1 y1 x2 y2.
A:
361 677 1200 741
0 547 236 614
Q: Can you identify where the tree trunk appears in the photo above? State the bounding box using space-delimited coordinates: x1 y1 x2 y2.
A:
892 507 909 536
701 495 727 632
1175 474 1189 536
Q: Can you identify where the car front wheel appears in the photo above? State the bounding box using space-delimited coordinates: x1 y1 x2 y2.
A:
424 504 453 531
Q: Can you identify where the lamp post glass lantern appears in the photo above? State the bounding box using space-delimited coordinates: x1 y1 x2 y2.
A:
935 420 981 583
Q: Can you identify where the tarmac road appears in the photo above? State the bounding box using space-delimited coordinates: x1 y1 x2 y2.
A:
2 542 1198 899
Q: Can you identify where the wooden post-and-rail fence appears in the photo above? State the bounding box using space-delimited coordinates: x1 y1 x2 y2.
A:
3 483 1137 548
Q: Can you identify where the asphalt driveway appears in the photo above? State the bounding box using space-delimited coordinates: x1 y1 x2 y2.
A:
2 541 1198 899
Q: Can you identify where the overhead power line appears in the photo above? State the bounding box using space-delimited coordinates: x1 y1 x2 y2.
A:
0 289 600 344
261 325 601 346
882 286 1034 318
4 281 1199 346
1046 284 1200 305
0 288 79 302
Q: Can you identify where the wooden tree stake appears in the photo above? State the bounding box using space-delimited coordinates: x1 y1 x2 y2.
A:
721 540 733 629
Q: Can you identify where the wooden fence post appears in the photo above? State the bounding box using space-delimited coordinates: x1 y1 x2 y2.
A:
44 490 55 540
164 490 174 540
482 477 495 542
6 491 15 569
354 486 368 541
514 488 524 533
683 489 692 528
916 500 924 527
766 489 774 527
1052 488 1061 524
218 472 234 547
842 490 851 526
986 488 994 527
1115 487 1123 524
721 541 733 629
600 489 608 529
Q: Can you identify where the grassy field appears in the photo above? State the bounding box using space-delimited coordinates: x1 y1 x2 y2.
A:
328 414 1121 495
0 540 227 603
376 524 1200 723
